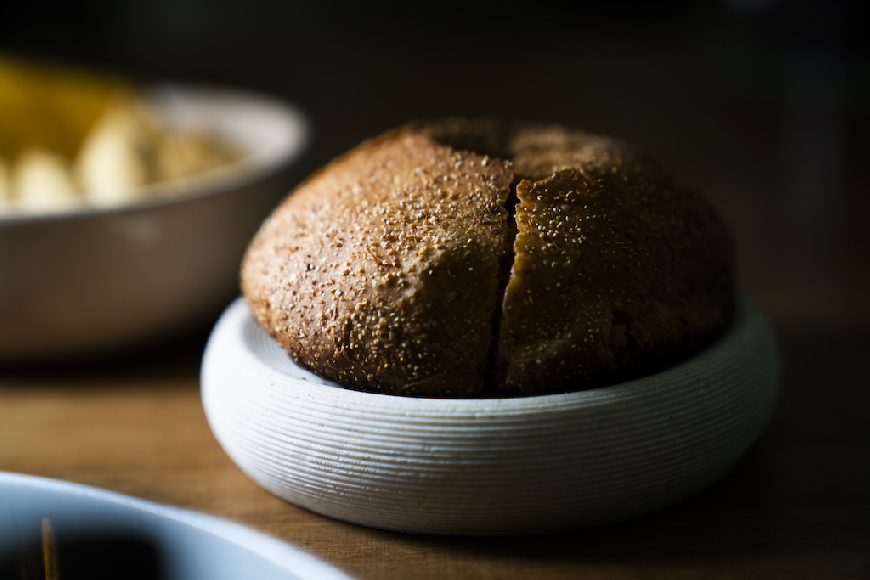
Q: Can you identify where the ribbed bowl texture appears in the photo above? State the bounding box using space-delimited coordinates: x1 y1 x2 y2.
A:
201 294 780 535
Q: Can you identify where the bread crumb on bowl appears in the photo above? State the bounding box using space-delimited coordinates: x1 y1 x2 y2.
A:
241 120 735 397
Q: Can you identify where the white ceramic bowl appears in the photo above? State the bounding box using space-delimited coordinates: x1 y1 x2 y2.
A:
0 85 309 361
0 473 353 580
201 294 780 536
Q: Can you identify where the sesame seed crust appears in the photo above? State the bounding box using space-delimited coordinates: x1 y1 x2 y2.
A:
241 120 735 397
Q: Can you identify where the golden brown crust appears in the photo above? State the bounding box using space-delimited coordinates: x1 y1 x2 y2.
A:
241 120 735 397
497 127 734 394
241 126 511 396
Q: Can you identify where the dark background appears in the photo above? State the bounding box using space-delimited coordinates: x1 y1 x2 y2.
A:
3 0 868 330
11 0 865 319
2 2 868 576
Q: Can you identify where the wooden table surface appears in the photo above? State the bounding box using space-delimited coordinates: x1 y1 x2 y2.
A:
2 24 869 579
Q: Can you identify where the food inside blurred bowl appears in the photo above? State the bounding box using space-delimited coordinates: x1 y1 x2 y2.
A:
0 56 310 361
0 56 245 215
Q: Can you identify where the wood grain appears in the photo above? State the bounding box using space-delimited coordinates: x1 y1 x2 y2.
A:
1 314 867 580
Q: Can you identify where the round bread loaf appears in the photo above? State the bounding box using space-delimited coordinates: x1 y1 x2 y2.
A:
241 120 735 397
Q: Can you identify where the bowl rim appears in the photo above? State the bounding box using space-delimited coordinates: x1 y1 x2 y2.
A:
207 293 777 409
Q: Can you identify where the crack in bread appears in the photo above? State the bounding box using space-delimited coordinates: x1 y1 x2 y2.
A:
241 120 735 397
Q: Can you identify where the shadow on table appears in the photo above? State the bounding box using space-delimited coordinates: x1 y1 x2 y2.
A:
390 440 781 564
0 322 211 387
386 326 870 566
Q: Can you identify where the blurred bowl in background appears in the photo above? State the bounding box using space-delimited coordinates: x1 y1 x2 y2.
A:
0 84 309 362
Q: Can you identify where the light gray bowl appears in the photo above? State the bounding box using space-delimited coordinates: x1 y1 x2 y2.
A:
202 294 780 535
0 473 352 580
0 85 309 361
